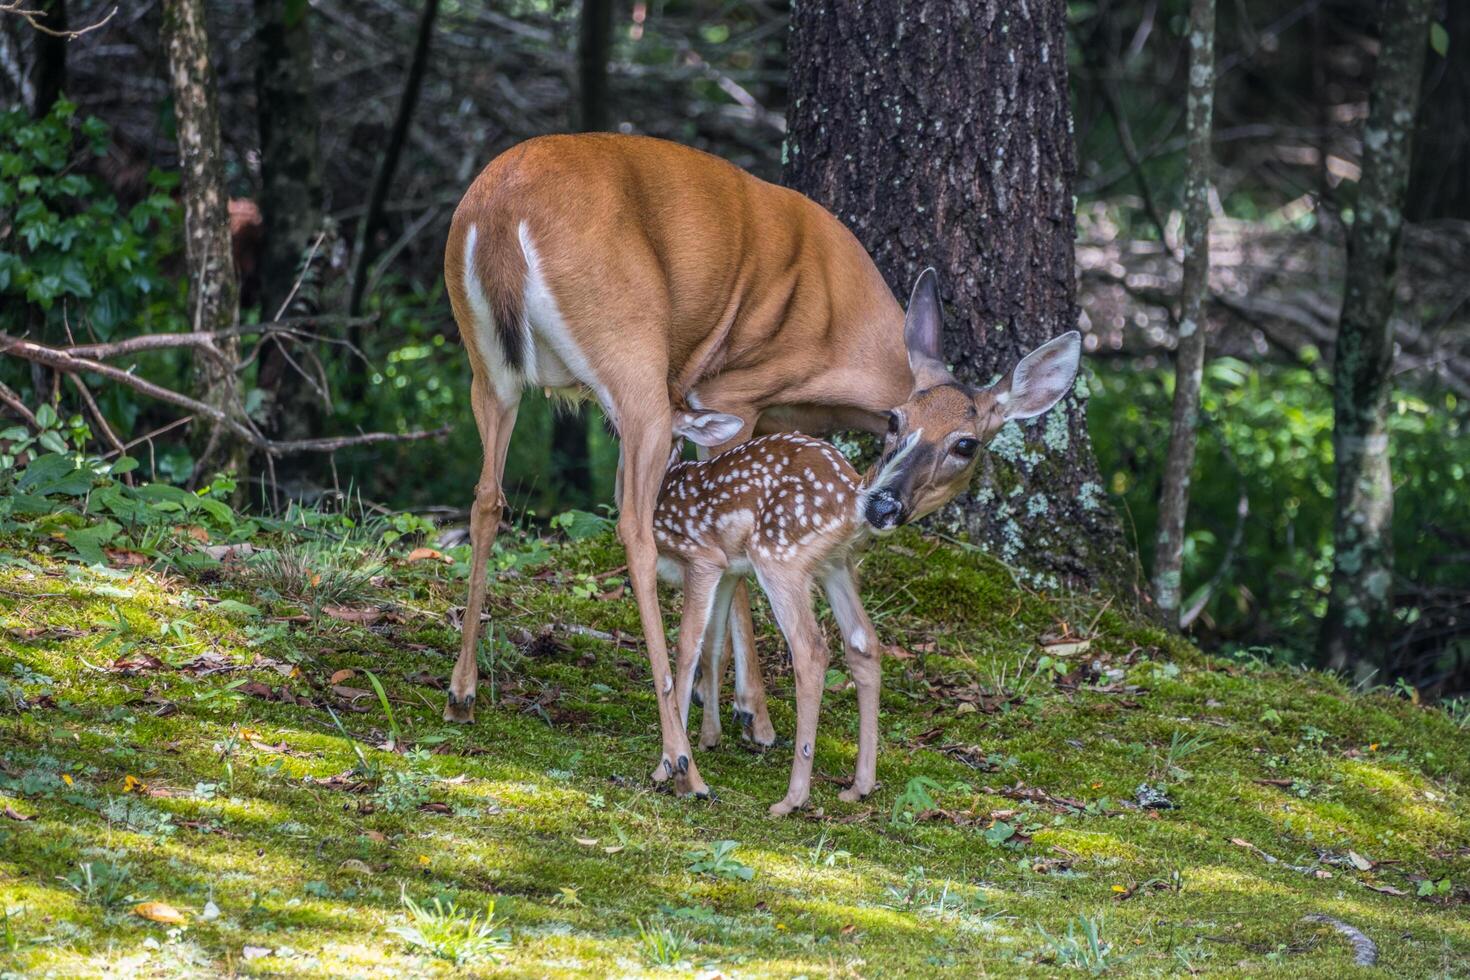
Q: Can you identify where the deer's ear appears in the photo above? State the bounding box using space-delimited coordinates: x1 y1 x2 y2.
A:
994 331 1082 420
672 410 746 447
904 268 953 388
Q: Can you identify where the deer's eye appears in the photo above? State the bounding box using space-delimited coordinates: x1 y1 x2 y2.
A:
886 412 900 435
952 438 979 459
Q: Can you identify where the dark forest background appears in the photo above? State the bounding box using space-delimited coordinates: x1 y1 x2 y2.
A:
2 0 1467 694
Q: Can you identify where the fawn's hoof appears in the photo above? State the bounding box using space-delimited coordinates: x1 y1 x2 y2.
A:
443 692 475 724
839 784 873 803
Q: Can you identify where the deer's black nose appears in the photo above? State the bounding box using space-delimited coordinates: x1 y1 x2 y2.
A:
865 491 904 530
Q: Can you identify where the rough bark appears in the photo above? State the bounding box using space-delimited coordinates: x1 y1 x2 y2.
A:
577 0 613 132
1318 0 1434 675
1151 0 1216 626
784 0 1132 593
162 0 246 480
347 0 440 317
253 0 325 443
29 0 64 118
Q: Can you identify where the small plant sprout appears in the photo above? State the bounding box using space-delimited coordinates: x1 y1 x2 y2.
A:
636 919 694 968
807 831 851 867
1036 914 1127 974
684 840 754 881
1156 729 1212 781
389 889 508 966
362 669 400 750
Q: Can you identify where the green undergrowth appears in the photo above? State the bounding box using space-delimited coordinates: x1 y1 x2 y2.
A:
2 521 1468 977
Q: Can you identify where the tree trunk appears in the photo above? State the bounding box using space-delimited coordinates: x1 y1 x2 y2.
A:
577 0 613 132
550 0 618 505
162 0 246 481
253 0 325 443
347 0 440 317
1151 0 1216 626
1318 0 1434 675
30 0 65 118
784 0 1132 593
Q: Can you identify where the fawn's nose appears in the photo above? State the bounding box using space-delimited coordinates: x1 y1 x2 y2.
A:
865 491 904 530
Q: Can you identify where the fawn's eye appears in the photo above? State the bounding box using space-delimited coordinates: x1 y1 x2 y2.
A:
886 412 900 435
952 438 979 459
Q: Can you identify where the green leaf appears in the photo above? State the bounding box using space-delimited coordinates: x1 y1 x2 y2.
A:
109 455 140 476
1430 22 1449 57
34 403 59 429
213 599 262 619
37 431 67 453
63 520 120 566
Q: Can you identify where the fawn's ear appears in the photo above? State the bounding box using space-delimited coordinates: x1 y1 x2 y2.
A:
993 331 1082 420
672 410 746 447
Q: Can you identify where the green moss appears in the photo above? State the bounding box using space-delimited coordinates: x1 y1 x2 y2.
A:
0 534 1467 976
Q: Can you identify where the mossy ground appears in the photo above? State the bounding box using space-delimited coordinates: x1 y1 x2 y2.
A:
1 528 1467 977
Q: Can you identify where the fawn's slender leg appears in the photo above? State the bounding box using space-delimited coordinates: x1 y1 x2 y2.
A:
691 429 776 748
728 581 777 746
446 376 520 723
823 561 881 801
697 574 739 749
674 563 724 731
617 403 708 796
755 563 827 816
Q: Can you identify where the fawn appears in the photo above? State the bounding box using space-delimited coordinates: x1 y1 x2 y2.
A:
654 323 1082 814
655 411 925 816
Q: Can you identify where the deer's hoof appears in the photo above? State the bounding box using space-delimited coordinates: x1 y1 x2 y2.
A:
768 795 806 818
839 784 872 803
443 693 475 724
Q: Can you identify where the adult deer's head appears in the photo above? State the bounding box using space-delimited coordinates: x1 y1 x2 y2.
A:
862 269 1082 532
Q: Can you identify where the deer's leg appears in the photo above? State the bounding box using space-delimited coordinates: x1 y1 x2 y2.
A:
446 376 520 723
727 582 777 746
755 565 827 817
617 407 708 797
674 563 723 731
823 561 881 801
697 574 739 749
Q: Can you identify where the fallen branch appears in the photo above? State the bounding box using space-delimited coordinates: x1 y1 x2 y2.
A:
1301 914 1377 966
58 315 377 362
1 1 116 38
0 378 39 429
0 332 449 457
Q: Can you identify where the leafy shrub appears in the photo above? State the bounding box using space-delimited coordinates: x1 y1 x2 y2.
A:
0 99 184 342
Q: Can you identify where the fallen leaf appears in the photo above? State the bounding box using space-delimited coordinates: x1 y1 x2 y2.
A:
322 605 383 625
201 900 220 921
603 845 624 854
416 801 453 815
122 775 145 794
339 859 375 875
575 837 600 847
105 549 151 568
407 547 451 564
329 668 357 684
331 684 373 702
1363 882 1408 896
4 805 35 821
108 652 166 674
1348 851 1374 871
134 901 187 924
241 946 271 960
1041 639 1092 657
361 830 387 843
885 644 915 660
202 542 256 561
